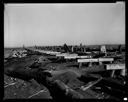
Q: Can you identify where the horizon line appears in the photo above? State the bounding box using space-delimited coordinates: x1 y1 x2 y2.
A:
4 43 125 48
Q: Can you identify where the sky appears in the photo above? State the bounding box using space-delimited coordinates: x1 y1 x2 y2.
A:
4 2 125 47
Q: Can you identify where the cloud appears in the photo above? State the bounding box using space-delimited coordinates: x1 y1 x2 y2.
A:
4 2 125 47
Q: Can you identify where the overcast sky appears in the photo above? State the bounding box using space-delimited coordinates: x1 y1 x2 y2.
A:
4 2 125 47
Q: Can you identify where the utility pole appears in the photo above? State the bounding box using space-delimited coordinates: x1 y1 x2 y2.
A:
23 44 25 49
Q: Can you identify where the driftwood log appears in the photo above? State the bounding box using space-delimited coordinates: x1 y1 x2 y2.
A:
4 57 84 100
